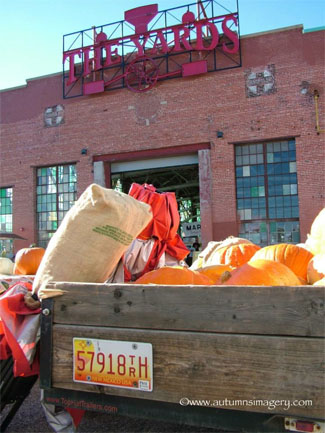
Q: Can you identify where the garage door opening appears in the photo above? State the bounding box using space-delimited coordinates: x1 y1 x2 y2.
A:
111 162 201 257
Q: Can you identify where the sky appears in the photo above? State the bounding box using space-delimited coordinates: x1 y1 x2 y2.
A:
0 0 324 91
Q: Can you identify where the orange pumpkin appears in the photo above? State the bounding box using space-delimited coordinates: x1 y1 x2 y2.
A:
134 266 214 285
209 243 261 268
297 276 309 285
313 277 325 286
219 259 302 286
13 263 23 275
14 246 45 275
196 264 234 283
307 253 325 284
250 243 313 281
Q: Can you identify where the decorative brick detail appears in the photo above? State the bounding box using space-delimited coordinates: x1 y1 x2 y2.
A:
245 64 276 97
44 104 64 127
128 93 166 126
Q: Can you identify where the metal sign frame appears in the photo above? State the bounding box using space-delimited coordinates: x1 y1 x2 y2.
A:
62 0 241 98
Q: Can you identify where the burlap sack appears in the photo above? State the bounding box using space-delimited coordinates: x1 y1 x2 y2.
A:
32 184 152 295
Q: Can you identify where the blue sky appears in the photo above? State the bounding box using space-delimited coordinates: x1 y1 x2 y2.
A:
0 0 324 90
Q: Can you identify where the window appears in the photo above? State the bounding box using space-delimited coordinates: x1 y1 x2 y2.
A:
0 187 13 256
235 139 300 246
36 165 77 248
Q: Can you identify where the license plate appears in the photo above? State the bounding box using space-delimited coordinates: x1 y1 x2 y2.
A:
73 338 153 391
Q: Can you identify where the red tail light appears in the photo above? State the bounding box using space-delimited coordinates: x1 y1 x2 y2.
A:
296 421 316 432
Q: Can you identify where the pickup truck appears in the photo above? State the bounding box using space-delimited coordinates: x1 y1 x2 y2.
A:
40 281 324 433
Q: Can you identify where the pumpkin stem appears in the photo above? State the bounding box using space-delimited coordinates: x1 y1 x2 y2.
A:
220 270 232 283
29 243 37 248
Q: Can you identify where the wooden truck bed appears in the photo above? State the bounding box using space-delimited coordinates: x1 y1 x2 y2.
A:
40 282 325 432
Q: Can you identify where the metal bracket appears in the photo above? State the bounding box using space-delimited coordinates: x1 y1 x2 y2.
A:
40 298 54 390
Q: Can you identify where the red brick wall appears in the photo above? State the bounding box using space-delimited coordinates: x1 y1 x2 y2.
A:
0 26 324 251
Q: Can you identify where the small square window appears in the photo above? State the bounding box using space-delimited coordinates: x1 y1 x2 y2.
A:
257 154 264 164
281 141 288 151
236 156 243 166
290 184 298 195
249 154 257 164
244 209 252 219
255 144 262 153
283 184 291 195
258 186 265 197
249 144 257 154
273 142 281 152
289 162 296 173
267 153 274 163
243 166 250 177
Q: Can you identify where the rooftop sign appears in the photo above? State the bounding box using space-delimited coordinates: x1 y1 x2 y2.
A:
63 0 241 98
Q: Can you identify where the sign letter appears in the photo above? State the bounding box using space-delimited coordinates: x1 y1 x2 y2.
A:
131 35 150 56
172 26 192 52
195 21 219 50
222 15 239 54
63 49 81 85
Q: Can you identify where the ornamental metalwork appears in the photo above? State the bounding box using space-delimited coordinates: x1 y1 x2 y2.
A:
63 0 241 98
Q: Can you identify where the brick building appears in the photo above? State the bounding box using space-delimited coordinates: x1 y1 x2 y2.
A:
0 23 324 256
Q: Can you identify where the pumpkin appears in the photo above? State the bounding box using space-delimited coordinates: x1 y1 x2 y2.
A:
191 236 253 269
0 257 14 275
196 264 234 283
250 243 313 281
207 243 261 268
313 277 325 286
14 246 45 275
305 208 325 255
13 263 23 275
297 276 309 285
307 253 325 284
219 259 302 286
134 266 214 285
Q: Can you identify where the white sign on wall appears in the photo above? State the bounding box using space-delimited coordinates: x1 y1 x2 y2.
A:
181 222 201 237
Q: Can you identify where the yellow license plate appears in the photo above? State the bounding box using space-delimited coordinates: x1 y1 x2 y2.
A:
73 338 153 391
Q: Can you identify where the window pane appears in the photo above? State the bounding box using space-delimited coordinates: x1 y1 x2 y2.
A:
289 162 297 173
281 141 288 151
249 144 257 153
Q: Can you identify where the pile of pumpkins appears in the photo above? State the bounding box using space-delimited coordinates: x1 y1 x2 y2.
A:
135 208 325 287
0 208 324 287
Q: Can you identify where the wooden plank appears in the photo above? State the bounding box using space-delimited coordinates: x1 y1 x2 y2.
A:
48 282 325 337
50 324 324 418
